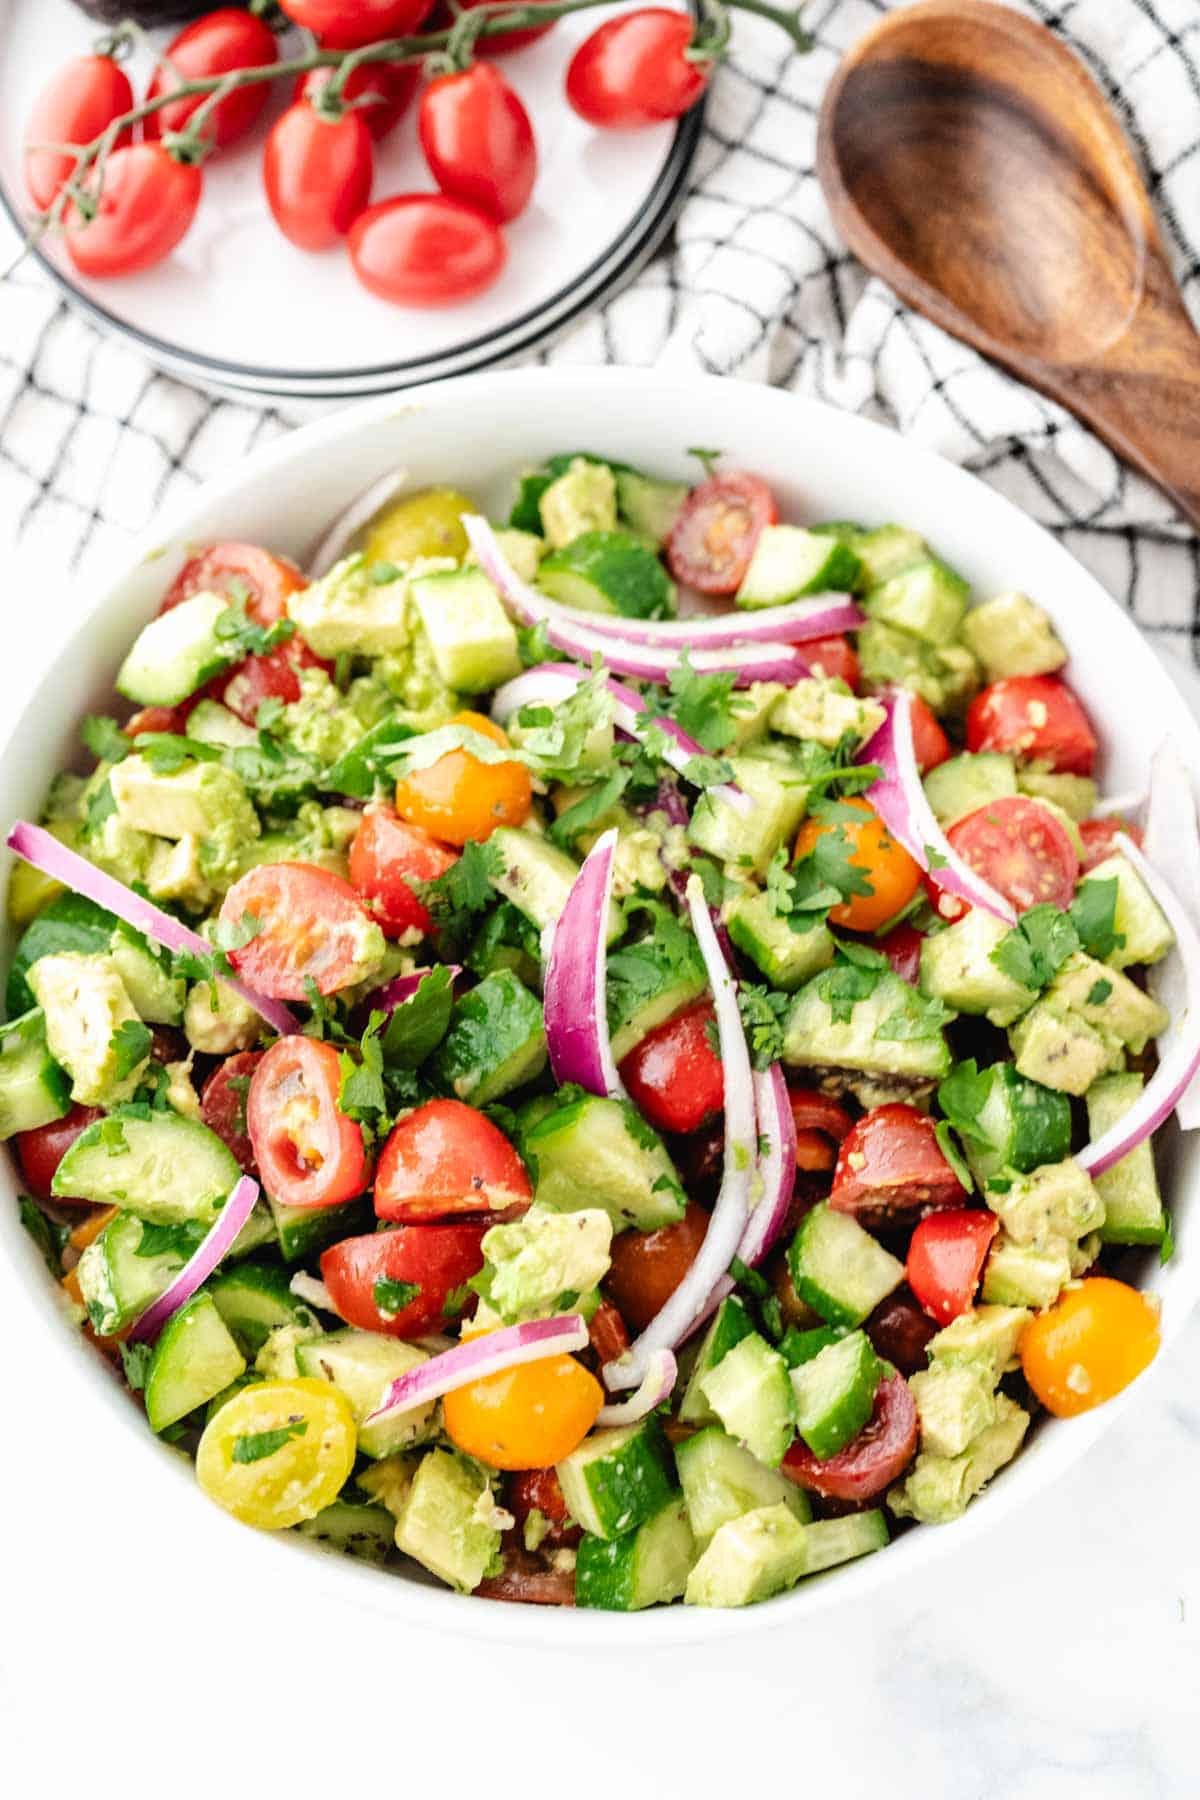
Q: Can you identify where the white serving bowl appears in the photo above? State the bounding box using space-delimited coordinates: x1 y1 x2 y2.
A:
3 367 1196 1644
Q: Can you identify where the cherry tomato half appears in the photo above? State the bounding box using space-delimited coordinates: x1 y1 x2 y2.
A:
566 9 710 127
1079 815 1142 873
789 1087 853 1174
374 1097 532 1222
220 862 382 999
443 1343 602 1469
25 56 133 212
218 638 332 726
782 1373 918 1500
419 63 537 224
619 999 724 1135
793 795 921 933
394 711 531 844
200 1051 263 1175
295 61 420 140
505 1467 580 1547
907 1209 998 1324
667 471 778 596
15 1105 104 1203
966 675 1098 776
320 1222 488 1336
64 143 202 278
877 920 925 987
830 1102 965 1223
604 1199 710 1333
264 102 374 251
123 706 185 739
247 1037 369 1210
804 634 860 692
909 694 952 773
145 10 278 150
161 543 306 622
930 795 1079 922
348 193 507 307
1021 1277 1160 1417
349 806 458 938
278 0 434 49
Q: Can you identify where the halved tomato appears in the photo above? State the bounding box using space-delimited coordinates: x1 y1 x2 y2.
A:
929 795 1079 921
830 1103 964 1222
374 1098 532 1222
782 1373 918 1500
349 807 458 938
200 1051 263 1174
220 862 381 999
247 1037 368 1210
320 1222 487 1336
966 676 1098 776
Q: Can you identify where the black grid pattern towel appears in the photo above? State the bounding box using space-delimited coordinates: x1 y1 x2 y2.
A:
1 0 1198 654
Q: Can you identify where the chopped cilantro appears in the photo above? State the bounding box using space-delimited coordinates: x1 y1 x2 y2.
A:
373 1277 421 1316
736 984 790 1068
135 733 222 775
549 768 630 849
936 1060 995 1148
109 1018 153 1081
510 668 615 783
934 1118 974 1191
213 596 296 660
232 1418 309 1464
1160 1211 1175 1265
81 714 131 765
442 1282 472 1319
1086 978 1113 1007
420 839 505 931
369 561 403 585
1070 877 1124 961
338 1014 390 1136
119 1341 153 1391
990 904 1080 992
876 992 953 1040
133 1219 205 1260
380 966 455 1068
84 778 117 837
18 1197 68 1273
688 447 722 476
665 653 738 753
924 843 948 870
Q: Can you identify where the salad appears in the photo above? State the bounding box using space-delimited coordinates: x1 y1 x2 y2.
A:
6 453 1195 1613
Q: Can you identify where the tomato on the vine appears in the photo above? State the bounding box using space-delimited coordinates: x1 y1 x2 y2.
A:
63 144 203 278
25 56 133 212
264 102 374 251
295 61 420 140
145 9 278 151
566 9 711 127
419 63 537 224
348 193 507 307
277 0 434 49
459 0 558 54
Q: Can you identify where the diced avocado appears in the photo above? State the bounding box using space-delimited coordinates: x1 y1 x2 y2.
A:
476 1203 613 1324
53 1107 242 1224
254 1320 324 1381
789 1330 882 1460
363 486 476 566
356 1453 420 1521
110 755 260 853
432 969 546 1105
538 531 676 620
736 526 863 609
144 1291 246 1434
145 837 216 911
76 1212 201 1336
848 524 928 588
185 698 258 749
116 591 237 707
606 934 707 1061
984 1156 1105 1248
927 1304 1030 1380
465 525 543 585
919 908 1038 1028
488 827 620 942
980 1232 1072 1309
725 888 835 991
865 557 970 645
923 752 1018 827
783 969 953 1084
1086 1072 1169 1247
684 1502 809 1607
0 1010 70 1139
1084 854 1175 970
1017 766 1098 821
909 1359 998 1458
556 1419 675 1538
409 567 521 692
965 1061 1072 1185
787 1202 905 1327
28 952 148 1106
615 470 689 546
1047 952 1168 1053
857 620 980 715
697 1332 797 1468
727 682 786 747
769 677 886 749
271 668 364 769
295 1330 437 1459
525 1093 686 1232
394 1450 504 1592
689 754 810 877
108 926 185 1025
889 1394 1029 1525
961 591 1067 681
1009 1000 1121 1095
675 1427 810 1549
539 458 618 549
184 978 260 1056
6 891 117 1019
288 554 416 659
296 1497 396 1565
576 1495 696 1611
678 1297 757 1425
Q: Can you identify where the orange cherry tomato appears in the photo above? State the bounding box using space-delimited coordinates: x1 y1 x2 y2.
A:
394 710 532 846
443 1350 603 1470
792 796 921 933
1020 1277 1160 1418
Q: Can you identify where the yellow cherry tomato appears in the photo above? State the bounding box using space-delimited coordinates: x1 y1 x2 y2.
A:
793 795 920 932
395 710 532 847
1021 1277 1161 1418
195 1377 357 1529
363 487 477 566
443 1353 603 1471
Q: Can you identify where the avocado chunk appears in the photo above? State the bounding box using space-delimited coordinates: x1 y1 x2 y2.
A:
725 681 786 747
1016 765 1097 821
184 978 261 1055
697 1332 797 1468
769 677 886 749
848 523 928 588
783 969 953 1084
476 1203 613 1324
1086 1071 1169 1247
857 620 981 715
1083 854 1175 970
28 952 148 1106
865 557 970 645
432 969 547 1105
409 567 521 692
288 554 416 659
961 591 1067 681
614 469 689 546
684 1502 809 1607
984 1156 1105 1248
725 888 835 992
1009 999 1122 1095
926 1304 1031 1381
909 1359 998 1458
889 1394 1029 1525
394 1450 505 1592
980 1233 1072 1310
525 1093 686 1232
295 1330 437 1459
465 524 543 584
185 698 258 749
923 751 1018 827
688 754 811 877
538 458 618 548
110 755 260 849
1046 952 1168 1053
919 908 1038 1027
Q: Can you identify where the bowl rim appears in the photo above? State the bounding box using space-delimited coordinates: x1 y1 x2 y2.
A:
3 364 1196 1646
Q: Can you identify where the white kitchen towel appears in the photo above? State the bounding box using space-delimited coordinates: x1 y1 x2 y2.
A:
1 0 1197 653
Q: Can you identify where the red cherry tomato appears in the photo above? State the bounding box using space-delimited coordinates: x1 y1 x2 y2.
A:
966 675 1098 776
24 56 133 211
200 1051 263 1175
15 1105 104 1202
348 194 507 307
374 1098 532 1222
264 102 374 251
63 143 202 278
877 921 925 987
907 1209 999 1325
782 1373 918 1501
587 1295 630 1366
604 1199 710 1333
123 706 185 739
505 1467 581 1547
1079 816 1142 873
909 695 952 773
278 0 433 49
320 1222 488 1336
295 61 419 140
247 1037 369 1209
803 633 860 692
161 543 306 622
863 1285 938 1376
830 1102 965 1223
217 638 332 726
619 999 725 1135
666 472 779 596
928 795 1080 922
145 10 277 150
348 807 458 939
458 0 557 55
419 63 537 224
566 9 710 127
788 1088 853 1174
220 862 381 999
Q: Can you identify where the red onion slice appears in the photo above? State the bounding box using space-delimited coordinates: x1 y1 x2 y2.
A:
127 1175 259 1343
595 1349 677 1426
364 1313 589 1424
1076 832 1200 1174
309 470 409 577
862 693 1016 925
604 877 756 1391
544 828 625 1099
1142 740 1200 1130
6 823 300 1038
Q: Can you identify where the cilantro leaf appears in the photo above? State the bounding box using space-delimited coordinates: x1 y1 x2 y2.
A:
736 984 790 1069
380 966 455 1068
934 1119 974 1192
1087 978 1113 1006
989 905 1079 991
936 1059 995 1148
232 1419 309 1464
813 945 887 1024
420 839 505 930
109 1019 152 1080
680 752 736 791
82 715 131 765
549 768 630 849
119 1341 153 1392
373 1277 421 1317
510 669 615 783
134 733 222 775
765 846 842 929
213 596 296 660
665 653 738 753
134 1219 206 1259
1070 877 1124 962
18 1197 69 1274
83 777 117 837
338 1014 389 1135
876 992 953 1040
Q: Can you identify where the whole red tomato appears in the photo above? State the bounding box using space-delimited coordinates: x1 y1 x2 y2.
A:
278 0 434 49
63 144 203 278
145 10 278 151
566 9 710 128
263 102 374 250
24 56 133 212
348 194 506 306
419 63 537 223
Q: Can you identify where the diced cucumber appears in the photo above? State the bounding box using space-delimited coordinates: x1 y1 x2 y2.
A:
267 1193 372 1265
108 925 186 1026
783 970 952 1084
919 908 1038 1028
431 969 547 1105
801 1509 889 1575
117 591 237 707
488 827 621 941
52 1107 242 1224
923 752 1017 826
185 698 259 749
787 1202 904 1328
778 1323 846 1367
555 1418 675 1538
76 1211 203 1336
689 754 811 877
7 891 116 1019
789 1329 882 1460
296 1497 396 1564
144 1291 246 1434
849 524 927 589
576 1494 696 1610
725 890 835 991
684 1502 809 1607
538 530 676 619
409 567 521 693
736 526 863 609
615 470 689 546
675 1426 811 1547
0 1009 70 1139
1083 855 1174 970
678 1296 756 1424
965 1062 1072 1185
394 1449 502 1593
1086 1072 1169 1247
525 1093 685 1232
295 1329 437 1459
229 1199 278 1261
865 558 970 645
961 591 1067 681
696 1332 796 1468
606 934 707 1061
1017 767 1097 821
209 1261 318 1357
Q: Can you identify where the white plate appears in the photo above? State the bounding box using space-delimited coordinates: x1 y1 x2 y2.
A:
3 368 1199 1646
0 0 701 396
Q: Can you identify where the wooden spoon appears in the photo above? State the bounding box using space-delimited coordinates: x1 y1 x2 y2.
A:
817 0 1200 528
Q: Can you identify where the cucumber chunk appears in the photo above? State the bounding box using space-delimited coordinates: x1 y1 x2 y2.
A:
109 926 186 1025
677 1296 756 1424
488 827 620 941
76 1211 204 1336
865 557 970 645
606 933 707 1061
802 1509 889 1574
525 1093 685 1232
296 1497 395 1564
555 1418 675 1539
778 1323 846 1367
783 971 952 1084
675 1426 811 1547
144 1291 246 1434
736 526 863 609
684 1502 809 1607
689 754 811 877
267 1194 372 1265
209 1261 318 1357
1086 1072 1169 1247
575 1494 696 1610
52 1107 242 1224
431 969 547 1106
7 891 116 1019
615 471 688 546
0 1009 70 1139
696 1332 796 1468
295 1329 437 1459
919 908 1038 1028
965 1062 1072 1185
1083 855 1174 970
725 889 835 991
923 751 1017 826
538 530 676 619
787 1202 905 1327
789 1329 882 1459
117 591 237 707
